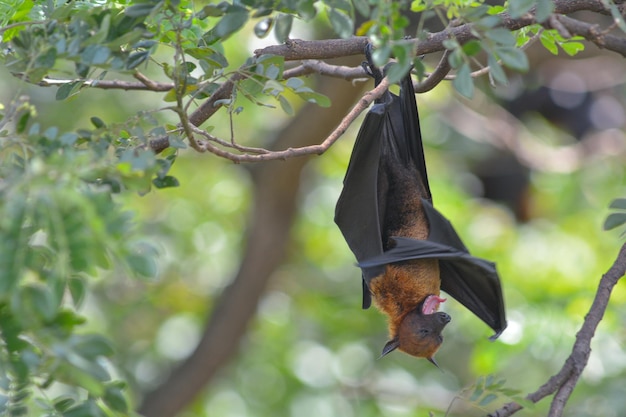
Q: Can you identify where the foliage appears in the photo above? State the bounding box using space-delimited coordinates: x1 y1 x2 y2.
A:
604 198 626 236
1 0 589 114
0 0 625 417
0 96 175 415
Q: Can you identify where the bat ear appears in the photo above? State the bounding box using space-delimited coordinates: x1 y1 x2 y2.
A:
380 338 400 358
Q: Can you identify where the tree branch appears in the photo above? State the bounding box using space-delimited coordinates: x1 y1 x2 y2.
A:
252 0 616 61
414 50 451 93
180 0 623 155
21 0 624 163
489 242 626 417
29 76 174 91
180 76 390 162
555 14 626 53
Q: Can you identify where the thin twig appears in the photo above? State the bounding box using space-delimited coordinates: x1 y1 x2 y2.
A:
489 242 626 417
133 71 173 91
183 77 390 163
31 76 174 91
0 20 46 35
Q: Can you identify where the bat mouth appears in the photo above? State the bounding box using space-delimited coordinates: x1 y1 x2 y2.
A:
422 295 447 315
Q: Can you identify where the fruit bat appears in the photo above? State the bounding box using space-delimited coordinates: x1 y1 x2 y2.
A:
334 56 507 364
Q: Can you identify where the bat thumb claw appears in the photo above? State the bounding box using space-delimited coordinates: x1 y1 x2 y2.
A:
427 356 443 371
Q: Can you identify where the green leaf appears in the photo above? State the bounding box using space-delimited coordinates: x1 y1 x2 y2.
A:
540 31 558 54
90 117 105 129
81 45 110 66
609 198 626 210
124 3 157 18
606 0 626 32
53 397 76 412
274 13 293 43
152 175 180 189
479 393 498 406
462 40 482 56
68 276 86 308
278 95 293 115
484 27 517 46
297 0 317 19
126 241 158 278
323 0 352 11
386 43 413 84
488 53 508 85
496 47 529 71
0 197 27 297
535 0 555 22
202 7 249 44
62 400 106 417
71 334 114 359
186 47 228 69
56 81 81 101
126 50 150 69
442 38 459 50
371 45 390 67
196 4 224 19
604 213 626 230
20 284 57 322
296 91 331 107
385 61 410 85
453 63 474 98
103 385 127 413
353 0 369 16
448 48 464 69
412 57 426 81
264 64 280 80
560 41 585 56
508 0 536 18
411 0 427 12
34 48 57 69
469 386 484 402
286 77 305 90
327 8 353 38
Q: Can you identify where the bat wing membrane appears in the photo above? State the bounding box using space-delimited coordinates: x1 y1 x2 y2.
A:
358 199 507 337
335 65 506 336
335 98 391 308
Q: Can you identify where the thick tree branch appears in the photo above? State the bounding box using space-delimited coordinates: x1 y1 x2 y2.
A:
18 0 625 163
178 0 625 157
253 0 618 61
489 242 626 417
556 14 626 52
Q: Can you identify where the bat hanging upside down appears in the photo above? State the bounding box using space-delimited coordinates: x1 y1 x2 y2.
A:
335 49 507 365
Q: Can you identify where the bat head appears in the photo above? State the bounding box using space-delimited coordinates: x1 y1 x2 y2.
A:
381 295 450 363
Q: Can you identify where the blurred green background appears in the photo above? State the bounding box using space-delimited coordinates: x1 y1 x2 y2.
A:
2 21 626 417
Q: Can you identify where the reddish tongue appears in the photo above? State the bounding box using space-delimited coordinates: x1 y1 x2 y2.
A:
422 295 447 314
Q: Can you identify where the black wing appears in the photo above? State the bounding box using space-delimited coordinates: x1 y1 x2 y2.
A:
334 65 506 337
358 199 507 337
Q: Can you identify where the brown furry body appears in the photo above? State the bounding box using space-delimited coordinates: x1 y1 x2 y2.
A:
368 155 443 354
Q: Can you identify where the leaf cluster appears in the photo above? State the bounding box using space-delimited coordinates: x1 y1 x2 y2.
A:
5 2 156 83
0 96 177 416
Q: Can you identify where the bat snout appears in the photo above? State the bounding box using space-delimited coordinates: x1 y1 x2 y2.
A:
437 312 451 324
